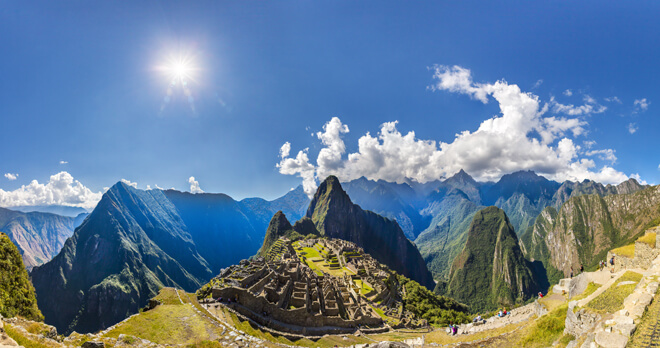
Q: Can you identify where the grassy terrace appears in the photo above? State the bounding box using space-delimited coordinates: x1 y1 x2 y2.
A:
293 242 355 276
103 288 222 345
584 271 642 313
610 232 656 258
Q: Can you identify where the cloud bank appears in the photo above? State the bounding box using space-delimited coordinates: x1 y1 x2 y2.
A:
0 172 102 210
278 65 633 198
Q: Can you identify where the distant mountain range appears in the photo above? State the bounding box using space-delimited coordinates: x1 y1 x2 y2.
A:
0 207 86 269
10 205 89 218
341 170 645 281
30 182 309 334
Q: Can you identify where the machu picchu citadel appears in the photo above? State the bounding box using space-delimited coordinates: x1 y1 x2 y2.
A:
198 237 427 338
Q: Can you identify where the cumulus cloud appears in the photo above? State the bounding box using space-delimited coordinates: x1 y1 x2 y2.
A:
59 161 68 165
277 65 633 197
551 95 606 116
628 123 638 134
564 89 573 97
585 149 617 164
634 98 649 112
120 179 138 188
188 176 204 194
4 173 18 181
279 142 291 158
0 171 102 210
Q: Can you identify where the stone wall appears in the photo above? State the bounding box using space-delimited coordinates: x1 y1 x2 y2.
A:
564 307 601 337
212 286 382 332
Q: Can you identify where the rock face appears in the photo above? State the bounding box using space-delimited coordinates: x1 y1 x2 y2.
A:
524 185 660 276
0 207 78 269
31 181 307 334
306 176 435 289
257 211 294 256
440 207 539 312
0 232 43 321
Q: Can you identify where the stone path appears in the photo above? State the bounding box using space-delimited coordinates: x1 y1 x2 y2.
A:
455 299 545 335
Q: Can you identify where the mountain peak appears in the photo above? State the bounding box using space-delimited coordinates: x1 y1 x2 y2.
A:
446 169 476 184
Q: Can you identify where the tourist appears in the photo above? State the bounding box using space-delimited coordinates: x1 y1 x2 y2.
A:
580 264 584 273
498 309 503 317
538 292 543 298
503 307 507 316
570 267 573 279
452 324 458 335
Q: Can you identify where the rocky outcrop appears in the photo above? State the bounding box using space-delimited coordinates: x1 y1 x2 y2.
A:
307 176 435 289
525 185 660 277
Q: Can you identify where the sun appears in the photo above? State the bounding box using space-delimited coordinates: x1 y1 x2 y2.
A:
165 57 196 84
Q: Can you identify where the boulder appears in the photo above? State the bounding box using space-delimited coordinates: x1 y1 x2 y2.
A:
594 331 627 348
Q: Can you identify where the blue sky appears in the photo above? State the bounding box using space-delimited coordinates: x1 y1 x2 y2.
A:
0 1 658 207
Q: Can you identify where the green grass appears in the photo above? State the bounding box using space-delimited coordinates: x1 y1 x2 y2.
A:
3 324 54 348
610 243 635 258
638 232 656 247
354 279 373 295
571 282 601 301
517 303 568 347
584 271 642 314
103 289 221 345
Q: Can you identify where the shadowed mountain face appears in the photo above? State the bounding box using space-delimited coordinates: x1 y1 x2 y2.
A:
438 207 539 312
306 176 435 289
30 182 310 334
0 207 79 269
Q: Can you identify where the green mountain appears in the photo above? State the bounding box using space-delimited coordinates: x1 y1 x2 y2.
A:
0 232 43 321
0 207 78 269
523 185 660 277
439 207 539 313
306 176 435 289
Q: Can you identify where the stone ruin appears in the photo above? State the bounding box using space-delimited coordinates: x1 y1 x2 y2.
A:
208 237 421 336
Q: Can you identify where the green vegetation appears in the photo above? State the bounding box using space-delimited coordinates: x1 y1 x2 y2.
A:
0 233 43 321
628 287 660 347
638 232 656 247
441 207 539 313
517 303 568 347
610 244 635 257
398 275 470 325
104 288 220 345
3 324 53 348
584 271 642 313
571 282 601 302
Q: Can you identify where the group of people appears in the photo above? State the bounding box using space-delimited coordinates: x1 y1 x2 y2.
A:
598 255 616 272
569 264 585 278
497 307 508 317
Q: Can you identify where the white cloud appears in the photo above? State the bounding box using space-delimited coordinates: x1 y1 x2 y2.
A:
59 161 68 165
585 149 617 164
0 171 102 210
628 123 638 134
605 96 622 104
634 98 649 112
278 66 631 195
120 179 138 188
279 142 291 158
4 173 18 181
188 176 204 194
630 173 648 186
583 140 597 149
551 95 606 116
146 185 152 190
563 89 573 96
532 79 543 89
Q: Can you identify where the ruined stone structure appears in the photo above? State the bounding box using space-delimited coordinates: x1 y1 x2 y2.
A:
208 237 418 336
